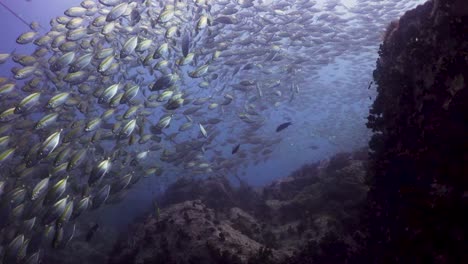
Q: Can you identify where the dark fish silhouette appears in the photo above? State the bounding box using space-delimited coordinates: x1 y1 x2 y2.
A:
182 33 190 57
85 223 99 242
129 9 141 26
232 144 240 154
276 122 292 132
52 222 63 249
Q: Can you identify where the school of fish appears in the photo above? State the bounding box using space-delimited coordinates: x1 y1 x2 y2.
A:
0 0 425 262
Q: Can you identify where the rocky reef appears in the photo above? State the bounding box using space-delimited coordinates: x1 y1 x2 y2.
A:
108 149 368 264
365 0 468 263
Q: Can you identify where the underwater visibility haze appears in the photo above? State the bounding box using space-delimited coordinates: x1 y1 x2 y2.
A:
1 0 466 263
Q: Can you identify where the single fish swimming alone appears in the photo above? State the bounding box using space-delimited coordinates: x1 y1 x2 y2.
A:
276 122 292 132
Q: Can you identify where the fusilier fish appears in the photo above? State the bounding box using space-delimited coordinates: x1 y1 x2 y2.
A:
119 118 136 138
15 92 41 113
88 158 111 185
47 92 70 108
106 2 128 22
31 177 50 200
199 123 208 138
37 130 62 160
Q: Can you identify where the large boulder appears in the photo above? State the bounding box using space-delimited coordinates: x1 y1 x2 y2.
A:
108 200 288 264
108 149 369 264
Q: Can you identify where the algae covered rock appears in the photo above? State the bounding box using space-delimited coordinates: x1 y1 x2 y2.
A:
109 149 368 264
108 200 287 264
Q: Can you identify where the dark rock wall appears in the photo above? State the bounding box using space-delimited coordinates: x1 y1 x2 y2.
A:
366 0 468 263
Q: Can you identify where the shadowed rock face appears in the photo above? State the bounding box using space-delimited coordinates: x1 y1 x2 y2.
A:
107 150 368 264
365 0 468 263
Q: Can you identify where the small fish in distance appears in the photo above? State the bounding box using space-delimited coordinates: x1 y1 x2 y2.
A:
276 122 292 132
85 223 99 242
232 144 240 154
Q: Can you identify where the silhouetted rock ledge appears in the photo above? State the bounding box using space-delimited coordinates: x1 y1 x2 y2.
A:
108 149 368 264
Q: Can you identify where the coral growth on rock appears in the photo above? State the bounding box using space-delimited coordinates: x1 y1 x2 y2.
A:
108 150 368 264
